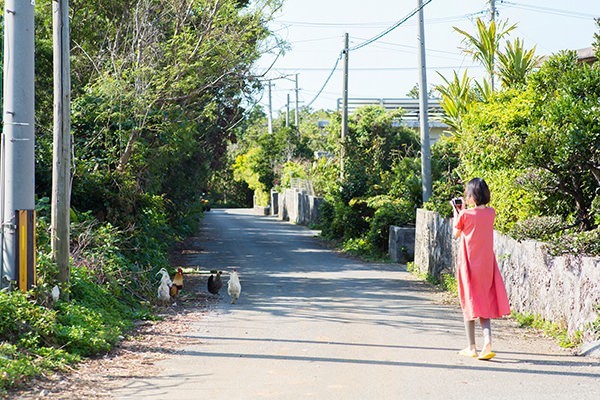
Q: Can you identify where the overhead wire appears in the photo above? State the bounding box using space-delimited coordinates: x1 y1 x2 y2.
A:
304 0 436 108
348 0 434 52
305 52 342 108
500 1 598 19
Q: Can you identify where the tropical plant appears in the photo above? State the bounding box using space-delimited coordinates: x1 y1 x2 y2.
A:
436 70 476 131
454 17 516 91
497 38 539 88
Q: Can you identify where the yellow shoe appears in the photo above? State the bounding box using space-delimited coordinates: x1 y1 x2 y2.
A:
458 348 477 357
477 351 496 360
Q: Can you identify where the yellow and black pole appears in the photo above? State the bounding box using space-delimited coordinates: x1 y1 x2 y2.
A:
15 210 36 292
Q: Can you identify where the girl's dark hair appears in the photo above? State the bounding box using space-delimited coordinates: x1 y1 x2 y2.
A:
465 178 491 206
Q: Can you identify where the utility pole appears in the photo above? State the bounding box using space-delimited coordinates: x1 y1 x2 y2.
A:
1 0 36 290
489 0 497 92
417 0 432 202
286 93 290 127
294 74 300 128
340 33 349 179
52 0 72 298
267 80 273 134
489 0 497 23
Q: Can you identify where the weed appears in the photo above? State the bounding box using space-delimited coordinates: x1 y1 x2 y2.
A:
512 311 581 349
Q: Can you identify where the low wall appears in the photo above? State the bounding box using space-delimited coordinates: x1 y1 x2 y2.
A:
414 208 600 343
388 226 416 263
270 191 279 217
275 188 323 226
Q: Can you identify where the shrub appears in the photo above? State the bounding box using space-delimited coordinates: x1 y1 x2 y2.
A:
509 215 567 242
366 196 414 253
546 228 600 257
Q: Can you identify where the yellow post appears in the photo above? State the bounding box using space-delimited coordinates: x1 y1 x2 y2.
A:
16 210 36 292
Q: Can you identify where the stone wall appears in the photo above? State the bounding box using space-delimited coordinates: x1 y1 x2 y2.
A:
388 226 416 263
414 208 600 342
414 209 458 278
274 188 323 226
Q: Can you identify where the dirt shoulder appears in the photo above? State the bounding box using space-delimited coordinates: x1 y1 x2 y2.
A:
9 236 216 400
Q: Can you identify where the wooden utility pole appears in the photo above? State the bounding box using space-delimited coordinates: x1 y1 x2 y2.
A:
417 0 432 202
340 33 349 179
51 0 72 298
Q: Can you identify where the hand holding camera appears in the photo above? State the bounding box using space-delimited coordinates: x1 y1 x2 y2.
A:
451 197 464 213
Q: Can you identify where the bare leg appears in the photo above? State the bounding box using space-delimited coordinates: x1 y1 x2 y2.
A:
480 318 492 353
476 318 497 359
459 319 477 356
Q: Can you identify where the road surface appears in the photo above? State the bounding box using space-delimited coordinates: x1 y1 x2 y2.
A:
114 209 599 399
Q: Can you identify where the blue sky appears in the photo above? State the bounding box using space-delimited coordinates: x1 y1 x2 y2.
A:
255 0 600 113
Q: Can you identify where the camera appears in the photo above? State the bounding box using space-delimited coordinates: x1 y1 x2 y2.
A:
451 197 463 212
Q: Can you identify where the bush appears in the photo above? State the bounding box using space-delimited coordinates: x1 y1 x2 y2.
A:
509 215 567 242
0 291 79 393
319 198 371 241
366 196 414 253
423 137 463 217
546 228 600 257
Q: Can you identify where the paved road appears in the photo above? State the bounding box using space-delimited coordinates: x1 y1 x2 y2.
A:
115 209 599 399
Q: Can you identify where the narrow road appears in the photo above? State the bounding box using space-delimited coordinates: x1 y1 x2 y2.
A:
114 209 599 399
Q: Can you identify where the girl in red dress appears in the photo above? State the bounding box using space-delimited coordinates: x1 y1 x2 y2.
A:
452 178 510 360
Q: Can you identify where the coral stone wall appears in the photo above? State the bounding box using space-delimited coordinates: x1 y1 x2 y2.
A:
414 209 600 342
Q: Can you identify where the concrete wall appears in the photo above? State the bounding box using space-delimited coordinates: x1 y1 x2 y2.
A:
275 188 323 226
414 208 600 342
388 226 416 263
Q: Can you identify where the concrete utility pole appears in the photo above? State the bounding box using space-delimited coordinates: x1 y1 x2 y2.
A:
286 93 290 127
294 74 300 128
340 33 349 179
489 0 497 92
1 0 36 289
267 80 273 134
489 0 497 23
417 0 432 202
52 0 72 297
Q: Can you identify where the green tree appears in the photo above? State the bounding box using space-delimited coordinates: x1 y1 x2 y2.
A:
523 52 600 229
342 106 420 201
69 0 280 224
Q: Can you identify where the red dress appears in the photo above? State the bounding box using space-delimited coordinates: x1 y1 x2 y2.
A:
454 207 510 320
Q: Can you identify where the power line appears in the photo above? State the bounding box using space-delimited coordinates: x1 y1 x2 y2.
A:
305 52 342 108
267 65 482 72
302 1 436 108
349 0 434 52
352 36 465 57
501 1 598 19
277 20 398 28
277 12 482 29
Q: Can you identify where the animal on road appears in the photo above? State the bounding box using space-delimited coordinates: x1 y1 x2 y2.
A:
170 267 184 299
227 269 241 304
207 271 223 295
156 268 172 305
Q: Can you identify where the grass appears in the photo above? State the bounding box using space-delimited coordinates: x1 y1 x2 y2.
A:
512 312 582 349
